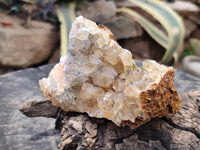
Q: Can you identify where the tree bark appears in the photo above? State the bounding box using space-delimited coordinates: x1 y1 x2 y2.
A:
19 91 200 150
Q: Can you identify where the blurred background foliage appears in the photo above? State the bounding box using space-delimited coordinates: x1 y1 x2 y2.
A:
0 0 185 64
0 0 200 77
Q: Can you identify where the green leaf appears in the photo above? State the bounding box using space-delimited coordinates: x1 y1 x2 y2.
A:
56 1 76 56
118 0 185 64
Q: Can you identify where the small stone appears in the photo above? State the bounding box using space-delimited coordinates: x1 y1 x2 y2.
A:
105 16 143 39
183 55 200 78
0 13 58 68
39 16 181 128
184 19 198 38
163 0 199 15
76 0 117 23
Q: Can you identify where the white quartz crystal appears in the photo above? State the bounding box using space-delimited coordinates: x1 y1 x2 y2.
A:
39 16 180 128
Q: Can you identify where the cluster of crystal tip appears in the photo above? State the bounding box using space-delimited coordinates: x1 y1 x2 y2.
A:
39 16 181 128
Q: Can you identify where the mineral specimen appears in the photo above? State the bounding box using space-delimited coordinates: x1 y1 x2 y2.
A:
39 16 181 128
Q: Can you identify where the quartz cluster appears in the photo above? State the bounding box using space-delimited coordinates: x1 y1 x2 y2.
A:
39 16 181 128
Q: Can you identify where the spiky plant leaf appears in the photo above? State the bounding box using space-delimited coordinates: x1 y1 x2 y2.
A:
118 8 168 49
118 0 185 64
56 1 76 56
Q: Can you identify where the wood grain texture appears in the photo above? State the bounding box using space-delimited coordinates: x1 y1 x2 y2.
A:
19 99 58 118
55 91 200 149
19 91 200 150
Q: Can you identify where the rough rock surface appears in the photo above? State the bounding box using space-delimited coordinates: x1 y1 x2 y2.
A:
0 64 59 150
105 16 143 39
76 0 116 23
39 16 180 128
0 13 58 68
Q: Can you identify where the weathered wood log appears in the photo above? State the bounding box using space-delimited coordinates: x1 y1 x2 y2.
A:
19 99 58 118
19 91 200 150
